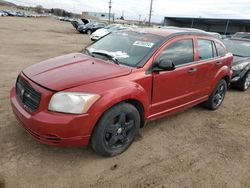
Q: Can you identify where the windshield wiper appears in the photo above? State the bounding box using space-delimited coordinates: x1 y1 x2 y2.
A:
84 48 93 56
91 51 120 65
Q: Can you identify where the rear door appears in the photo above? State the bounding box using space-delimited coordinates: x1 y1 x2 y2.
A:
192 37 226 98
150 36 198 117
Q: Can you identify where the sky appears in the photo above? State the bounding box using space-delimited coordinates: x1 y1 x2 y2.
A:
6 0 250 22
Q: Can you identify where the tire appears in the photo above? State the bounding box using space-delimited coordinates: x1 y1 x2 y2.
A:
91 102 140 157
87 29 92 35
238 71 250 91
203 79 227 110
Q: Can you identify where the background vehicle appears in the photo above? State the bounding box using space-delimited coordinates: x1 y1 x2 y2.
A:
90 24 132 41
232 32 250 39
0 10 8 16
71 19 89 29
161 27 222 39
10 28 233 157
224 38 250 91
2 10 17 16
77 22 106 35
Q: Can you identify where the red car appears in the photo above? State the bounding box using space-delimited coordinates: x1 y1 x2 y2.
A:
10 28 233 156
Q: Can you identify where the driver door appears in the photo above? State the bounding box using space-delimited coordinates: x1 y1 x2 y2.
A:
150 36 198 118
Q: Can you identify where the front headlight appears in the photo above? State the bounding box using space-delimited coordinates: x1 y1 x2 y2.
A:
48 92 100 114
232 62 249 71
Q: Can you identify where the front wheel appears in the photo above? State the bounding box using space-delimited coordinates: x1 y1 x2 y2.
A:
203 79 227 110
91 103 140 157
238 71 250 91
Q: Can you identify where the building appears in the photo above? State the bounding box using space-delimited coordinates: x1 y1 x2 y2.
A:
163 16 250 35
82 11 114 21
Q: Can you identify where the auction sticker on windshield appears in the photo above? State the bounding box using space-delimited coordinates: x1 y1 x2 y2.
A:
133 41 155 48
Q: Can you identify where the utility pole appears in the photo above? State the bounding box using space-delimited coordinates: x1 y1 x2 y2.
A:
108 0 112 24
139 14 141 25
148 0 153 26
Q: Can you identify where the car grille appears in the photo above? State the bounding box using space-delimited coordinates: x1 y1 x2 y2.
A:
16 76 41 111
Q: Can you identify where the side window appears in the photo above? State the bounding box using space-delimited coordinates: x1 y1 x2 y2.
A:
157 39 194 66
197 39 216 60
215 42 226 57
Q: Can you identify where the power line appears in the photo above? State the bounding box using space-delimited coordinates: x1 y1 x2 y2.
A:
148 0 153 26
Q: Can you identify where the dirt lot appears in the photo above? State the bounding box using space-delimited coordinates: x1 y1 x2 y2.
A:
0 17 250 188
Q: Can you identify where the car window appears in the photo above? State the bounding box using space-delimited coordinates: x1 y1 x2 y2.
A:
87 31 164 67
198 39 217 60
156 39 194 66
215 42 226 57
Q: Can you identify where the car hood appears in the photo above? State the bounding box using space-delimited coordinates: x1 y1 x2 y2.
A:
92 29 109 37
233 56 250 65
23 53 132 91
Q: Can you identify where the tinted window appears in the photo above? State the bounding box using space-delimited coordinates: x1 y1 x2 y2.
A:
157 39 194 66
198 40 216 60
215 42 226 56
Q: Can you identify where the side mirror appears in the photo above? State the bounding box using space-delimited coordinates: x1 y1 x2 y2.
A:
154 59 175 71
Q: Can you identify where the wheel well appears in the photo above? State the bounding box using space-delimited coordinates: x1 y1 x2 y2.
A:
123 99 145 128
222 76 230 86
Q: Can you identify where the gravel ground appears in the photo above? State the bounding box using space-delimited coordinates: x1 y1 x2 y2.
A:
0 17 250 188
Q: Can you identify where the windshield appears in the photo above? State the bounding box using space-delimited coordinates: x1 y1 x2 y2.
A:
86 31 164 67
224 39 250 57
84 22 94 27
104 24 120 30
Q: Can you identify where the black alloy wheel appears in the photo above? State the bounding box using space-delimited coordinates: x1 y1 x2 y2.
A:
91 103 140 157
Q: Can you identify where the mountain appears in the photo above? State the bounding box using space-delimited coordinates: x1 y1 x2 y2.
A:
0 0 17 6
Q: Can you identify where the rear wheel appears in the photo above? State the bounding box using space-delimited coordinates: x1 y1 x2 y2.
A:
91 103 140 157
203 79 227 110
238 71 250 91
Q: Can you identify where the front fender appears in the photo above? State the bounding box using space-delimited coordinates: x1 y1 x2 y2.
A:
93 81 150 118
67 79 151 135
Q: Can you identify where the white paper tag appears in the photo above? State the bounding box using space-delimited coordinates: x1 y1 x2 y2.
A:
133 41 154 48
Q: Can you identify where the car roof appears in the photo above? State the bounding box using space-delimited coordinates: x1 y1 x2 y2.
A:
127 27 212 38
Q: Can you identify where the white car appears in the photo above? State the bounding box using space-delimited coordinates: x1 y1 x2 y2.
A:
90 24 133 41
0 11 8 17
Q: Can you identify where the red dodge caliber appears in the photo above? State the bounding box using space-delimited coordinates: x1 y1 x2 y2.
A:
10 28 233 156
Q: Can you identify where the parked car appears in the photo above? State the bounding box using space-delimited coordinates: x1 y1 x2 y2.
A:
71 19 84 29
71 19 89 29
2 10 17 16
10 28 233 157
161 27 222 39
207 32 222 39
0 10 8 16
224 38 250 91
77 22 106 35
232 32 250 40
90 24 132 41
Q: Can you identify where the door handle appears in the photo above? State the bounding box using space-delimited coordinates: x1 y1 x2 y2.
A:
215 61 223 66
187 68 198 73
